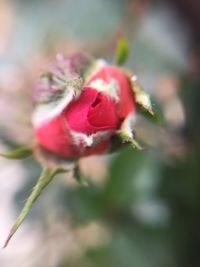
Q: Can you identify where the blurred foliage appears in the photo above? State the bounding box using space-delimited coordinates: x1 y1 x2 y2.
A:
55 148 173 267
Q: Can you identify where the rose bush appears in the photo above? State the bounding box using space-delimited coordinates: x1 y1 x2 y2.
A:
32 53 138 159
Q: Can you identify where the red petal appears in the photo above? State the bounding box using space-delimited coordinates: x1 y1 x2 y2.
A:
87 92 120 129
64 87 120 135
35 116 77 158
88 66 136 118
64 88 98 135
35 115 111 158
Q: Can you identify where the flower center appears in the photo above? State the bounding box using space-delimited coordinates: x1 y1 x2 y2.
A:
91 95 101 108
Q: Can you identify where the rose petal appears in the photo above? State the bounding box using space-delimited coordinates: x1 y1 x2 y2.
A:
64 87 120 135
35 116 76 157
64 87 98 134
35 115 111 158
88 66 136 118
87 92 120 129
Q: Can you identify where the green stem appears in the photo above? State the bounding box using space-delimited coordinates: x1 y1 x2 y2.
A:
3 167 67 248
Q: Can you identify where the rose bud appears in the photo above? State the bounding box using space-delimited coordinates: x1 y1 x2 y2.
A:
1 49 156 248
32 52 150 159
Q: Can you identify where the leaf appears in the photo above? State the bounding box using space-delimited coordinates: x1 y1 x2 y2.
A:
0 146 33 160
3 167 68 248
115 37 129 66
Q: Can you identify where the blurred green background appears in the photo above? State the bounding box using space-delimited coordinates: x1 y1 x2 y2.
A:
0 0 200 267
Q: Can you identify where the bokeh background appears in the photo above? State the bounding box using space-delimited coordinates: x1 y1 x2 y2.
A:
0 0 200 266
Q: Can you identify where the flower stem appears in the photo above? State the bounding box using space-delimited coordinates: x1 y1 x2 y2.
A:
3 167 68 248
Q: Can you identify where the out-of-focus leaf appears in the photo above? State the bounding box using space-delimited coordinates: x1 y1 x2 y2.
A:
115 37 129 66
3 167 68 248
102 147 147 209
0 146 33 159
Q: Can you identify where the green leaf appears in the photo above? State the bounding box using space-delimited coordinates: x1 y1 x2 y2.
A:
0 146 33 160
3 167 68 248
115 37 129 66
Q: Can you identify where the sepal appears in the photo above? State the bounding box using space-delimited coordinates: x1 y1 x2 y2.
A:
132 80 154 116
118 113 144 151
73 164 89 187
118 131 144 151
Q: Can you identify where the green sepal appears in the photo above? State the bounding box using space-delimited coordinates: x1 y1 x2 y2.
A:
74 165 89 187
3 167 68 248
137 102 162 125
133 83 154 116
119 131 145 151
115 36 129 66
0 146 33 160
126 72 163 125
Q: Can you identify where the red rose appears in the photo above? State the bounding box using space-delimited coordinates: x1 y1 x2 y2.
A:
32 53 136 158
